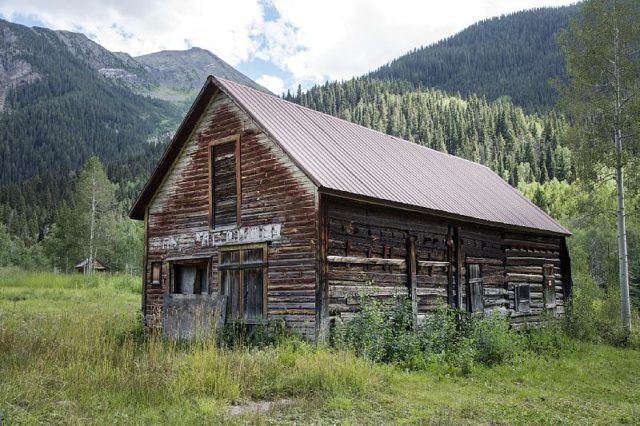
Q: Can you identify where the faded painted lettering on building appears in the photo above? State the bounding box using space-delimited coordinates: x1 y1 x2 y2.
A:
150 224 282 252
195 224 282 247
150 236 179 251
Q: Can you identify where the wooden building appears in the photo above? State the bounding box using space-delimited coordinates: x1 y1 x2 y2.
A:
129 76 571 340
75 258 108 273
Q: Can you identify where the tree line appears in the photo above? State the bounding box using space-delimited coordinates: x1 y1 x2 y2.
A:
0 156 143 274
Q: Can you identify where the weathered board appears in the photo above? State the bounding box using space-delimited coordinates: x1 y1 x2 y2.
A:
504 231 565 327
144 92 319 339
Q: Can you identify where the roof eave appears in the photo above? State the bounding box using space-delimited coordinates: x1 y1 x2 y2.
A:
319 188 571 237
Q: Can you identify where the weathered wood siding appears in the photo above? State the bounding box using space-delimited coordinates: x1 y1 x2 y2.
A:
504 232 565 326
459 227 505 314
323 196 566 327
144 91 318 339
325 198 456 324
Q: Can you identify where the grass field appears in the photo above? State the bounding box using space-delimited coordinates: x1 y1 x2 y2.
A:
1 270 639 424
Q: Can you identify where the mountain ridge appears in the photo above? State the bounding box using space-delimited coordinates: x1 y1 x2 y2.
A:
367 5 577 111
0 18 266 241
0 18 268 109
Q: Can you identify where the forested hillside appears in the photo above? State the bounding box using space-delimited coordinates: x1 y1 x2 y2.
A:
0 19 267 243
285 78 572 186
0 20 180 242
369 6 576 111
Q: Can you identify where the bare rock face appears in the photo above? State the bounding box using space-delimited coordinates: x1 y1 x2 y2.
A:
51 32 270 102
54 30 147 84
0 18 268 108
0 25 42 110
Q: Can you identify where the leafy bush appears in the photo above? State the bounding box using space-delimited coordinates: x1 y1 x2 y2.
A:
469 312 520 365
333 296 522 375
522 320 574 358
565 272 640 347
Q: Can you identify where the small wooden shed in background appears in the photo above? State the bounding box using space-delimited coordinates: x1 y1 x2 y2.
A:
75 258 109 273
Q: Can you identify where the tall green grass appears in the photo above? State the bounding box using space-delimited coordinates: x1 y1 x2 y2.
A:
0 268 141 292
0 270 387 424
1 270 639 424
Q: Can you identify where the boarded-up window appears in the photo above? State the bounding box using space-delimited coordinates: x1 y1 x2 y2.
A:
515 284 531 312
172 263 209 295
220 245 267 322
468 263 483 313
151 262 162 285
543 264 556 307
210 136 240 228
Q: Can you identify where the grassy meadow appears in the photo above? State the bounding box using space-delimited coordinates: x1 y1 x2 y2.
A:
1 270 639 424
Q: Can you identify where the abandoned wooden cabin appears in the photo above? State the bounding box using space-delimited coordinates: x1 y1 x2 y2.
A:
129 76 572 340
75 258 108 273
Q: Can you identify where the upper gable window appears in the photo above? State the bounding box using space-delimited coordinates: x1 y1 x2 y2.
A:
209 135 241 229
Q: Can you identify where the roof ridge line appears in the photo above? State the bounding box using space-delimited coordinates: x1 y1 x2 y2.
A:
214 77 495 170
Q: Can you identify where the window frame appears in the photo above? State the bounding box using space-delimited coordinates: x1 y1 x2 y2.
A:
515 284 531 313
543 264 556 308
169 259 211 295
208 134 242 230
151 262 162 286
467 263 484 313
218 243 268 323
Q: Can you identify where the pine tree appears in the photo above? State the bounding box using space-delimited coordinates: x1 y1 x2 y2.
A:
50 157 117 273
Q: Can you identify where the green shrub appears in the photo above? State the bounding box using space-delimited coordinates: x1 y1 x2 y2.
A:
523 320 574 358
334 297 524 375
469 312 520 365
332 295 422 367
565 272 640 347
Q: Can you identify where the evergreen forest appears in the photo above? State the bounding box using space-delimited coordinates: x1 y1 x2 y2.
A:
369 6 577 111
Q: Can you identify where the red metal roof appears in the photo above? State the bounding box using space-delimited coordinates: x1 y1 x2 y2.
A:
130 76 569 236
215 77 569 236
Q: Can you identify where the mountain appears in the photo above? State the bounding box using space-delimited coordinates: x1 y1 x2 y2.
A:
134 47 268 103
0 7 576 243
0 19 265 241
368 6 577 111
0 19 267 111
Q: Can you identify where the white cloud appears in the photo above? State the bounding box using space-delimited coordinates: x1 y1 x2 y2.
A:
259 0 578 85
0 0 265 64
256 74 286 94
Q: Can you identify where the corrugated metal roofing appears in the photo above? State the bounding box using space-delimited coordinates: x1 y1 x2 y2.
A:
214 77 569 236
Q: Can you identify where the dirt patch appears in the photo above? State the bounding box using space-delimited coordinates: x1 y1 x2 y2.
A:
228 399 292 416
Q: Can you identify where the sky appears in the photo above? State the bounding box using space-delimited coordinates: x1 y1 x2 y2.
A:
0 0 577 94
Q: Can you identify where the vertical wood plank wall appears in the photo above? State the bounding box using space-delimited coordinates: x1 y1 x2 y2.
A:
144 92 319 339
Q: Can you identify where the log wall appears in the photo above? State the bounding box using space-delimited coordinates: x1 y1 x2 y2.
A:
325 198 456 324
322 197 567 328
144 91 318 339
504 232 565 327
